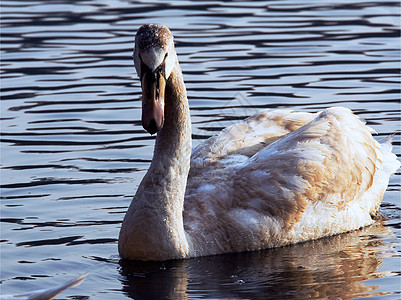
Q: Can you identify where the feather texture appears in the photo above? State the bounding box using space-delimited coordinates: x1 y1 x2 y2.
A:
184 107 399 257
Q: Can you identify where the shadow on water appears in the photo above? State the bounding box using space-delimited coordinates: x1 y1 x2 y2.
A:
119 224 392 299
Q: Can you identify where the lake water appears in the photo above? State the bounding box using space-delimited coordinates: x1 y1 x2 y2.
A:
1 0 400 299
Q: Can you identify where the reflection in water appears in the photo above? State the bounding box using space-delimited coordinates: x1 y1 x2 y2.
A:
119 224 391 299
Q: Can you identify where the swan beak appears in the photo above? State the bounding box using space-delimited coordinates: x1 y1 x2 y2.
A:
141 70 166 134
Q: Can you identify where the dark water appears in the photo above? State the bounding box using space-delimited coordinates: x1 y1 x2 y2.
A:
1 0 400 299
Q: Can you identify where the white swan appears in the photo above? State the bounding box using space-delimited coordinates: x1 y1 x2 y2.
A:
118 24 400 261
0 273 86 300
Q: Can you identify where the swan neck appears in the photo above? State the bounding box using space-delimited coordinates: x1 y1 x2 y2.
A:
153 62 191 167
118 61 191 260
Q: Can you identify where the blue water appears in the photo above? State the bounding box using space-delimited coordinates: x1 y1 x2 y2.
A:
1 0 400 299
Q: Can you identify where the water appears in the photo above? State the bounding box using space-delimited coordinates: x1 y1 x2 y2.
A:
1 0 400 299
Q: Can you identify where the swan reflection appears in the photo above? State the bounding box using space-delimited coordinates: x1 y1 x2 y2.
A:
119 224 392 299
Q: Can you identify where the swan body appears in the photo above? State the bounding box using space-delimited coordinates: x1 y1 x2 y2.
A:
118 24 400 261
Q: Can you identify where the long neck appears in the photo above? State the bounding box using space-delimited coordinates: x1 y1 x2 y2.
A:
151 61 192 186
119 61 192 261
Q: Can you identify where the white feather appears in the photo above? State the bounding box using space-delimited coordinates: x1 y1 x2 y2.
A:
0 273 86 300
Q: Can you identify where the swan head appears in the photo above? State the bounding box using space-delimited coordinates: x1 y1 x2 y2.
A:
134 24 176 134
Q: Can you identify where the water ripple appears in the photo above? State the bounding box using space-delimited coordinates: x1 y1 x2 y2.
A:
1 0 400 298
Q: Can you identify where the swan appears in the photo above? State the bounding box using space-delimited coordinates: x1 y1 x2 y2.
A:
118 24 400 261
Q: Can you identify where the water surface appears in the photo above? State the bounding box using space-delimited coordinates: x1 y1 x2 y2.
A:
1 0 400 299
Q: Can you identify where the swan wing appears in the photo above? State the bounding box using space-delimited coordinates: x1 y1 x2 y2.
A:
184 107 399 255
190 109 316 170
0 273 87 300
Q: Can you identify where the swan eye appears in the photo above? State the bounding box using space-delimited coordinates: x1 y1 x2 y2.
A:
137 53 149 79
